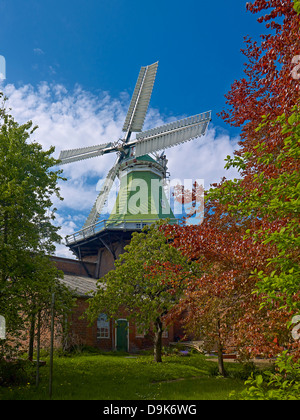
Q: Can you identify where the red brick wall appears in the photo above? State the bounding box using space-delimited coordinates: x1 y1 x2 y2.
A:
96 241 130 278
69 297 175 352
51 256 96 278
51 248 181 352
51 242 130 280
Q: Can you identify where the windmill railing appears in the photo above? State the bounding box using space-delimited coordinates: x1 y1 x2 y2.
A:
65 218 180 245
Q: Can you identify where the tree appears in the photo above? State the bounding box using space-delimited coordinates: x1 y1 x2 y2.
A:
206 0 300 353
220 0 300 152
164 1 300 365
213 1 300 394
165 207 293 371
0 93 72 356
213 0 300 317
0 94 63 263
221 106 300 313
20 254 75 360
87 223 198 362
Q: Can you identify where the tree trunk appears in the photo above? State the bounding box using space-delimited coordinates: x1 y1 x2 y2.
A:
154 317 163 363
216 318 226 377
28 313 36 361
1 211 8 283
36 310 41 387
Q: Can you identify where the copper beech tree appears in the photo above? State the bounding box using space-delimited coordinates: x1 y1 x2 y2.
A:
216 0 300 318
164 199 293 370
164 0 300 369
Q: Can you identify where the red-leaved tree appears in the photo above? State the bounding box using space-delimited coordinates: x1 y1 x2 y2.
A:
164 0 300 370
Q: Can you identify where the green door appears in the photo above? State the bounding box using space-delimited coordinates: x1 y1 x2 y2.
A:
116 320 128 352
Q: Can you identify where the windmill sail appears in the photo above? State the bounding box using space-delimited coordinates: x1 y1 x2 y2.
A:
59 143 113 165
122 62 158 136
133 111 211 157
83 160 120 228
58 63 212 236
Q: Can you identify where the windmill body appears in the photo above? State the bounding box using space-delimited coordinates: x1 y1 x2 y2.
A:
59 62 211 265
108 154 175 225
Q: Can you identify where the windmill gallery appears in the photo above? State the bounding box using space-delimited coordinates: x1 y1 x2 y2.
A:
52 62 211 352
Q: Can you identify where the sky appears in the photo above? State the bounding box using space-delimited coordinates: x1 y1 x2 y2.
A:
0 0 265 258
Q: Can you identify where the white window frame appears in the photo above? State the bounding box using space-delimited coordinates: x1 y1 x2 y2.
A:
97 313 110 339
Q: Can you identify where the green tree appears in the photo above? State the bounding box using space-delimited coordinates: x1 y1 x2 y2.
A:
87 223 198 362
21 254 75 360
0 93 72 356
0 94 63 270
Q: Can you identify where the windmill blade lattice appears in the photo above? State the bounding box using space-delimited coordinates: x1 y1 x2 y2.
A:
59 142 113 165
133 111 211 157
122 62 158 136
83 159 121 228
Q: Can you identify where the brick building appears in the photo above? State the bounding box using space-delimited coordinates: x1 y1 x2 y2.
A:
52 255 179 353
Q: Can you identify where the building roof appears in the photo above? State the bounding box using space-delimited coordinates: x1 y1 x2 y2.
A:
60 274 98 298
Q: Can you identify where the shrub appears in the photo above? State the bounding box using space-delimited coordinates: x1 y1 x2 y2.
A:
0 358 35 387
232 352 300 400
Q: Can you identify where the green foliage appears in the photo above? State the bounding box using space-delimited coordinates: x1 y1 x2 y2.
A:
0 358 35 387
209 105 300 312
250 108 300 311
293 0 300 15
87 222 199 361
0 94 64 264
87 222 198 331
0 93 73 356
209 361 264 381
233 351 300 400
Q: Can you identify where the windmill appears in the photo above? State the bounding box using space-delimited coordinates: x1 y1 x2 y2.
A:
59 62 211 247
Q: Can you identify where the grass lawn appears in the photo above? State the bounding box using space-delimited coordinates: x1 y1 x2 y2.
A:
0 352 245 400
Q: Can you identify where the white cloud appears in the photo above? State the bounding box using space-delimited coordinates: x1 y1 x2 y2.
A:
0 81 240 258
166 126 240 189
33 48 45 55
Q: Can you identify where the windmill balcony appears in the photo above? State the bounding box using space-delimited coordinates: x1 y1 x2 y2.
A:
65 217 180 246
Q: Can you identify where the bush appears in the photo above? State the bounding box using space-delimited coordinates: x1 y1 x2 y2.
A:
229 362 261 380
162 346 180 356
232 352 300 400
208 364 228 377
0 358 35 387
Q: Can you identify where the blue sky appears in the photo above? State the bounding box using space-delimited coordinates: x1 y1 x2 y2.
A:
0 0 263 129
0 0 265 256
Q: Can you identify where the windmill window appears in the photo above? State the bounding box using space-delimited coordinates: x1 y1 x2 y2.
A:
97 313 110 339
136 223 141 229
